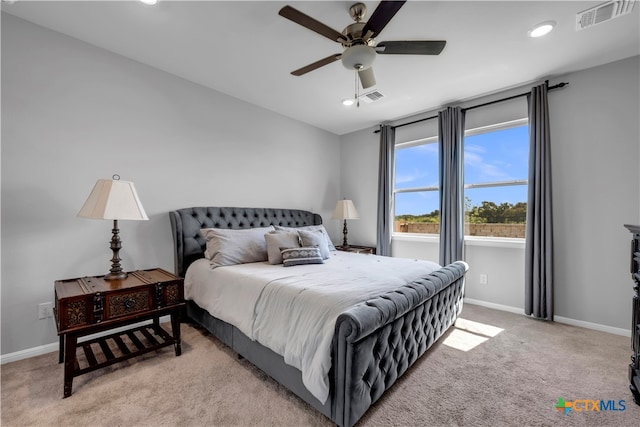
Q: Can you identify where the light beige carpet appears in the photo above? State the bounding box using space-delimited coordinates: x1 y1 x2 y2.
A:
2 303 639 426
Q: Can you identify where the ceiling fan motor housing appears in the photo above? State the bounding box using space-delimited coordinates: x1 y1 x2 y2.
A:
349 3 367 22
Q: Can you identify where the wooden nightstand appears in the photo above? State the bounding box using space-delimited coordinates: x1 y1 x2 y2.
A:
54 268 184 398
335 245 376 255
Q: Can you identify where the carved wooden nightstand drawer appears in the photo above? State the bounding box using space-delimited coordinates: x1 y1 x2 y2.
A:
106 289 151 319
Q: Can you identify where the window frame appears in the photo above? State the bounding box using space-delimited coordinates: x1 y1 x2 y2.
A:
394 135 440 196
393 135 440 235
392 117 529 240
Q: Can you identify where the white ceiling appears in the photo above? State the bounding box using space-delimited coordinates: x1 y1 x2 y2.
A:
3 1 639 135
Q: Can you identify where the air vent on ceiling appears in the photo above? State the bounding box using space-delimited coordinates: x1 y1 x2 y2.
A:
576 0 635 31
359 90 385 103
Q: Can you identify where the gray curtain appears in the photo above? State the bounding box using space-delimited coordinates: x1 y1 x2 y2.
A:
438 107 465 266
376 125 395 256
525 83 554 320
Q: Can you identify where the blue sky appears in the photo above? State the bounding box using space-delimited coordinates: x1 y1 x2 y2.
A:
395 125 529 216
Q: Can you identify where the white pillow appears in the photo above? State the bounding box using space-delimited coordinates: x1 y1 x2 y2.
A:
201 226 275 267
298 229 330 259
264 231 301 265
274 224 336 251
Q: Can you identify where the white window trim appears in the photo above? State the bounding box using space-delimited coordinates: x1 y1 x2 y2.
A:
464 235 525 248
395 185 439 194
392 233 439 243
465 118 528 137
391 233 525 249
395 135 438 149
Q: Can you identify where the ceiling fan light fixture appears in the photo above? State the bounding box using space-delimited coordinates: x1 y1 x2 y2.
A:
528 21 556 38
341 45 376 70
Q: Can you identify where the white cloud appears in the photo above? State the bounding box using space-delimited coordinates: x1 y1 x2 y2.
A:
465 146 510 180
395 170 426 184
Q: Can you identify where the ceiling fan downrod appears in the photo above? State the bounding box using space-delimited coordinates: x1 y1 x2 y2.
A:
355 66 361 108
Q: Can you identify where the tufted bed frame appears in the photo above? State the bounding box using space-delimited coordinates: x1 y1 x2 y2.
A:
169 206 468 427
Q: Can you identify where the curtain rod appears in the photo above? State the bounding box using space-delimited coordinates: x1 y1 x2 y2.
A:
375 80 569 133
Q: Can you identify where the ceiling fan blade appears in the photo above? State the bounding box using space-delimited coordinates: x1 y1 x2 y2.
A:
361 1 407 38
279 6 347 43
291 54 342 76
358 67 376 89
376 40 447 55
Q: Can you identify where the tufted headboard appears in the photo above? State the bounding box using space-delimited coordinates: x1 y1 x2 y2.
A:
169 206 323 277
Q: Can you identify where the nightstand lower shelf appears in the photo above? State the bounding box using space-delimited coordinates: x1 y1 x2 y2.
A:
58 307 183 398
73 322 177 376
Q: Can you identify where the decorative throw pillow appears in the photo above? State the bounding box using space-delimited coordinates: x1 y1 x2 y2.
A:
264 231 301 264
274 225 336 251
280 247 324 267
201 226 274 267
298 229 330 259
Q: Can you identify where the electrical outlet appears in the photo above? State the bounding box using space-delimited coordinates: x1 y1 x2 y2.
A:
38 302 53 319
479 274 488 285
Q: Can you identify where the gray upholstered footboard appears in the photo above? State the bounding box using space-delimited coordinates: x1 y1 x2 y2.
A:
331 261 468 427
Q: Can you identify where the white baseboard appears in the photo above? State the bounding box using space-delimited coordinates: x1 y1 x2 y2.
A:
463 298 525 315
0 342 60 365
553 315 631 337
463 298 631 337
0 315 172 365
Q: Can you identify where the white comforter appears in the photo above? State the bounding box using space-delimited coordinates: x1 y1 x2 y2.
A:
185 251 440 404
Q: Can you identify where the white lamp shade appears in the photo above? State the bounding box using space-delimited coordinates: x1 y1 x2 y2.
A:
341 45 376 70
332 199 360 220
78 179 148 220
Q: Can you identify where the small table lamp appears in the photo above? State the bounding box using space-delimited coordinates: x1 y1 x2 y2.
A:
77 175 148 280
332 199 359 247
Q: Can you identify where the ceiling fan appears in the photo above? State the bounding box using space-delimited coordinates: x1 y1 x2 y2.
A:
279 1 446 90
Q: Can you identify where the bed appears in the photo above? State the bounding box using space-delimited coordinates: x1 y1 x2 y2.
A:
169 206 468 427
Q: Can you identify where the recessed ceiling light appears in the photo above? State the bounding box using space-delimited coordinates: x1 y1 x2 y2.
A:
342 98 355 106
528 21 556 38
140 0 158 5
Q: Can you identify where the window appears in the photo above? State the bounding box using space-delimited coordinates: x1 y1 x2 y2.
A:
394 137 439 234
464 119 528 238
393 118 529 238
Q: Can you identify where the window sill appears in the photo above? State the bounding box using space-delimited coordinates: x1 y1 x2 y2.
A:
465 235 525 249
392 233 439 243
392 233 525 249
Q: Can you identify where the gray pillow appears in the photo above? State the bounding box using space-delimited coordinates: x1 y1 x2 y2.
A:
264 231 301 264
201 226 275 267
281 247 324 267
298 229 330 259
274 224 336 250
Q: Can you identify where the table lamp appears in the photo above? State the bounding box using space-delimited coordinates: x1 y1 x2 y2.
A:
77 175 148 280
332 199 359 247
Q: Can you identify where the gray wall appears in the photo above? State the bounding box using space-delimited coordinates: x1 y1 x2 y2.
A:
339 55 640 332
1 14 341 356
551 56 639 328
